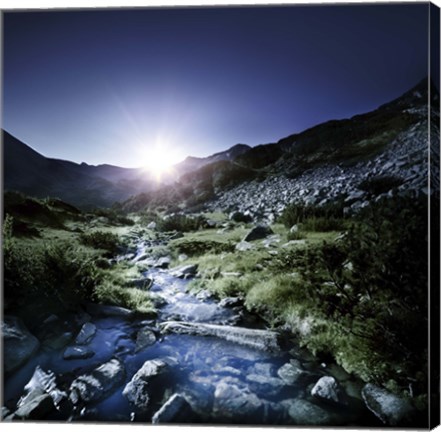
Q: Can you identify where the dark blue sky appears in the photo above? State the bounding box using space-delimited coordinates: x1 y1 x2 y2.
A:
2 4 432 167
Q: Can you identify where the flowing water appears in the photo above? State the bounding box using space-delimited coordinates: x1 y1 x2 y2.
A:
3 239 381 426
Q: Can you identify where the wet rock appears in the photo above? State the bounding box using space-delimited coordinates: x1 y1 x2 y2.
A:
63 346 95 360
69 359 125 405
160 321 280 352
126 277 153 290
171 264 198 279
277 359 319 385
14 393 54 420
152 393 195 424
75 322 97 345
235 241 254 251
20 366 67 409
123 359 168 410
154 256 171 269
246 374 286 397
311 376 347 406
361 383 417 426
3 316 40 374
219 297 243 308
250 362 276 376
213 380 263 422
43 331 74 350
243 225 274 242
283 398 336 425
212 364 242 376
85 303 135 318
135 328 157 352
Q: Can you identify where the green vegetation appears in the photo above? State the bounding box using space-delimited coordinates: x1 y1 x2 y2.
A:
156 213 206 232
79 230 121 255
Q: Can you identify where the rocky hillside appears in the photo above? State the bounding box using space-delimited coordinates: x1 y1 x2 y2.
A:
121 78 439 215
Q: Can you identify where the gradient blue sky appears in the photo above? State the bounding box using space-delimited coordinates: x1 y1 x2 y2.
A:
2 3 433 167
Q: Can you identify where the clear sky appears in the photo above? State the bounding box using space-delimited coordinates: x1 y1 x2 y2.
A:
2 3 433 168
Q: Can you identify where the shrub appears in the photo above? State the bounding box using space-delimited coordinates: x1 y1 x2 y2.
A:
79 231 120 255
358 175 403 196
170 238 235 256
156 214 206 232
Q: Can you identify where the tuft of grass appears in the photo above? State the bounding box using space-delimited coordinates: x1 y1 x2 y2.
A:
79 230 120 255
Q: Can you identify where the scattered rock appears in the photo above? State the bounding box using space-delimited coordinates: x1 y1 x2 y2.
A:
85 303 135 318
152 393 195 424
178 254 188 262
361 383 417 426
3 316 40 374
219 297 243 308
160 321 280 352
43 331 73 350
20 366 67 409
171 264 198 279
126 277 153 290
235 241 254 251
229 211 252 223
135 328 157 352
75 322 97 345
311 376 347 406
69 359 125 405
147 221 156 230
63 346 95 360
123 359 168 410
283 398 336 425
277 359 319 385
243 225 274 242
14 393 54 420
154 256 171 269
213 380 263 422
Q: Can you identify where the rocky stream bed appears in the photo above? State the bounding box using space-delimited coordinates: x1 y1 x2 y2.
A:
3 236 418 426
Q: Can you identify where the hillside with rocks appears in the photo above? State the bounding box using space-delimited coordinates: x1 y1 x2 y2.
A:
119 78 439 216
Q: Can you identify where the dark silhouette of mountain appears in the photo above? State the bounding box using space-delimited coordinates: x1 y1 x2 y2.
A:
174 143 251 175
4 78 438 211
3 131 152 209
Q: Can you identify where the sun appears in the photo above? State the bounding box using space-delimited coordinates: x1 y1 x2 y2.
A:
142 144 183 181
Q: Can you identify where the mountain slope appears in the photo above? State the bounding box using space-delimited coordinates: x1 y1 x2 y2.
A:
3 131 152 209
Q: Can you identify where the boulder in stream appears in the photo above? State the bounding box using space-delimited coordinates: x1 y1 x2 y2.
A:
69 359 125 405
122 359 168 410
152 393 195 424
135 328 157 352
282 398 337 425
3 316 40 374
63 346 95 360
85 303 135 319
212 379 263 422
361 383 417 426
160 321 280 352
171 264 198 279
311 376 348 406
277 359 320 385
75 322 97 345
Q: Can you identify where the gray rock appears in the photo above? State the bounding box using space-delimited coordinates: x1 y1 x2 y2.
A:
229 211 252 223
75 322 97 345
3 316 40 374
85 303 134 318
154 256 171 269
63 346 95 360
235 241 254 251
43 331 73 350
152 393 195 424
277 359 318 385
160 321 280 352
311 376 347 405
14 393 54 420
361 383 417 426
147 221 156 230
283 398 335 425
219 297 243 308
213 380 263 421
123 359 168 410
135 328 157 352
171 264 198 278
126 277 153 290
69 359 125 404
178 254 188 262
20 366 67 408
243 225 274 242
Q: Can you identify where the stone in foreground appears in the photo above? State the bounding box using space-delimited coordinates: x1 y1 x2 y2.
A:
160 321 280 352
311 376 348 406
152 393 195 424
123 359 168 410
75 322 97 345
3 316 40 374
63 346 95 360
69 359 125 404
361 383 417 426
